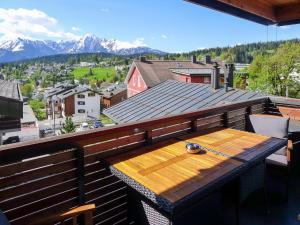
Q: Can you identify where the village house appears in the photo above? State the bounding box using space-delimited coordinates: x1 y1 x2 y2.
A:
46 85 101 119
125 55 227 97
101 84 127 108
0 80 23 145
104 66 254 124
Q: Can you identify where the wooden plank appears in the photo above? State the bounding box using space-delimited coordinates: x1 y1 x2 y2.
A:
94 210 127 225
84 133 145 155
0 170 77 202
93 203 127 224
84 142 145 165
0 179 78 211
85 175 120 193
85 169 112 185
0 150 75 177
86 181 126 202
152 122 191 137
0 160 77 188
10 199 78 225
89 190 127 208
5 189 78 220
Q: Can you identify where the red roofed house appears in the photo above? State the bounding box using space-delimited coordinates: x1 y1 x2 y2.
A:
125 55 229 97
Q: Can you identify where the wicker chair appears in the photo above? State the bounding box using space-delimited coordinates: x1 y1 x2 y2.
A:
248 114 290 200
233 114 290 225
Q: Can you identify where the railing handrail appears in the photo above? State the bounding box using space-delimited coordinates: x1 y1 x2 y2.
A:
0 97 268 163
269 96 300 107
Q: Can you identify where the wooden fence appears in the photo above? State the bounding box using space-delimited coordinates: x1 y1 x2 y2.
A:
0 97 268 225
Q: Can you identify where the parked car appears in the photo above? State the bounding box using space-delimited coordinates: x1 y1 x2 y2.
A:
43 127 54 134
76 122 90 132
3 136 20 145
94 120 103 128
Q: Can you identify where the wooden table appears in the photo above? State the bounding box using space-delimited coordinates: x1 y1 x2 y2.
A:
106 128 287 225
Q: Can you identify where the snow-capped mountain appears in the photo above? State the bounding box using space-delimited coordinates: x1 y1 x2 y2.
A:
0 34 165 63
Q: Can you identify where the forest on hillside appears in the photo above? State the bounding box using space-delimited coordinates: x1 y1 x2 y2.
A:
166 39 300 64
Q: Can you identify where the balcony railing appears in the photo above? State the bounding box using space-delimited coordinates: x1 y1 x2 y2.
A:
0 96 299 225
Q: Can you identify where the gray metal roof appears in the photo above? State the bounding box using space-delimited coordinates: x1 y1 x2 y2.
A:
102 84 127 98
56 86 91 99
0 80 21 101
104 80 264 124
126 59 226 88
170 68 225 76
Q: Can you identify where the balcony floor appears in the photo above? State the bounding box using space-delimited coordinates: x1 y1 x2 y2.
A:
222 171 300 225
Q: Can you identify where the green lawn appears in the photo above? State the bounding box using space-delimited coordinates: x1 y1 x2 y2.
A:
100 114 115 125
72 67 116 82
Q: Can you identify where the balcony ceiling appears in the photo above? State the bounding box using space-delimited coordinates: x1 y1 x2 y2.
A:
185 0 300 26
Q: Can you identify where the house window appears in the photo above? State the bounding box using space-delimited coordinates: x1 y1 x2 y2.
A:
78 101 85 105
204 77 210 84
133 76 136 86
88 92 95 97
78 109 85 113
77 94 85 98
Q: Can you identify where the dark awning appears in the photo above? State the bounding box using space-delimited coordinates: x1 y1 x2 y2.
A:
185 0 300 26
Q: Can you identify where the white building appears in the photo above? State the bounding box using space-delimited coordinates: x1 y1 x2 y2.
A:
80 62 97 67
47 85 101 119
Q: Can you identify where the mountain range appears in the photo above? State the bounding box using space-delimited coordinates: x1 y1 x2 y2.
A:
0 34 165 63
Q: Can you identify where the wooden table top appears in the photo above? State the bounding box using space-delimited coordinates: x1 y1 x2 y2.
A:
107 128 287 205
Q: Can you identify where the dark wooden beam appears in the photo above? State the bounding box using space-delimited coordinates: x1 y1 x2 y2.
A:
275 3 300 25
185 0 276 25
217 0 276 21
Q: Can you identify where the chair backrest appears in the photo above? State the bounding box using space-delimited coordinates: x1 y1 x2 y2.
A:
248 114 289 155
248 114 289 138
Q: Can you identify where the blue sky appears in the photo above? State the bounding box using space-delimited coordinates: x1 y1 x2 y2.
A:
1 0 300 53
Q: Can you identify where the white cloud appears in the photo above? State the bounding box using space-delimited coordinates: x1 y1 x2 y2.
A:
161 34 168 39
71 26 80 32
132 37 147 47
0 8 80 41
100 8 109 13
113 37 147 50
279 25 291 30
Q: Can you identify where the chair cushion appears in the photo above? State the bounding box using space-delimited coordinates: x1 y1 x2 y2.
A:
266 154 288 167
0 211 10 225
249 115 289 139
274 146 287 156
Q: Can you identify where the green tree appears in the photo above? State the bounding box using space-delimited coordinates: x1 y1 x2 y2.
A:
88 68 93 76
60 117 76 134
21 83 34 98
247 43 300 97
29 100 46 120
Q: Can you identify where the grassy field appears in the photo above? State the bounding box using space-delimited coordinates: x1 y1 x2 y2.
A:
72 67 116 82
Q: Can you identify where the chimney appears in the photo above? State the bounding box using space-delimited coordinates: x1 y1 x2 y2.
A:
211 62 220 90
139 56 146 62
191 55 197 63
205 55 211 64
224 64 234 92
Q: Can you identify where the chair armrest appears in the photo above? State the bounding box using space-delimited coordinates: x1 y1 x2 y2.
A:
287 140 293 163
59 204 95 220
32 204 96 225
